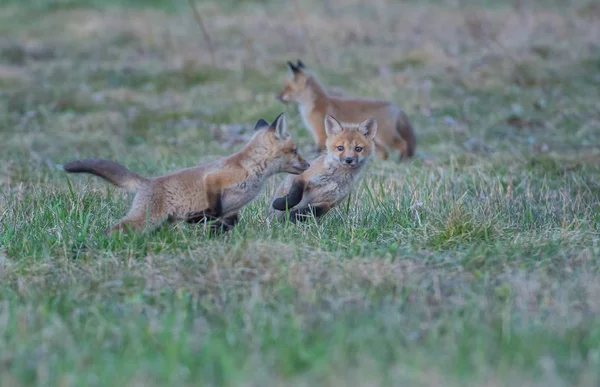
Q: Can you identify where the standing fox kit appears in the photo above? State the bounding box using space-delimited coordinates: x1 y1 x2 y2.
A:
271 115 377 222
277 60 416 160
63 114 310 234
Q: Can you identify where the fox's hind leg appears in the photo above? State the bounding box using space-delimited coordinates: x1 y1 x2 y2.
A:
105 192 164 235
106 208 166 235
395 116 416 159
393 137 410 161
374 142 389 160
106 216 147 235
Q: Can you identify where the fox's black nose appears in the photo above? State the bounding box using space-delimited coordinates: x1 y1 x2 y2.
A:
345 157 354 164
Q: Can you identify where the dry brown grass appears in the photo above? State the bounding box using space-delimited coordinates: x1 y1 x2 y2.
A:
1 0 599 385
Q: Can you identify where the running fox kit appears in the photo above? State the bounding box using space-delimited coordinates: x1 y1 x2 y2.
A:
271 115 377 222
63 113 310 234
277 60 416 160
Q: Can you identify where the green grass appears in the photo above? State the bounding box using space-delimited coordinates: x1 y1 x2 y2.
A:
1 0 600 386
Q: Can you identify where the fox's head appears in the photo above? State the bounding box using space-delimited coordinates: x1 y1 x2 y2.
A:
324 115 378 169
276 60 314 104
252 113 310 174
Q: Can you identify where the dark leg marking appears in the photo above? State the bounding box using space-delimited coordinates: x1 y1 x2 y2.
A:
185 193 223 224
272 180 306 211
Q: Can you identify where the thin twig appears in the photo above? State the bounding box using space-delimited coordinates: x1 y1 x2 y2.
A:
188 0 216 66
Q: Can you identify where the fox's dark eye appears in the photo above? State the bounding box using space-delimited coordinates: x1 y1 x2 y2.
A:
337 146 344 151
292 148 298 155
355 146 363 152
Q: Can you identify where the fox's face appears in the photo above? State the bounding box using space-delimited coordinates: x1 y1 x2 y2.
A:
276 60 311 104
276 136 311 174
324 115 378 169
253 114 310 174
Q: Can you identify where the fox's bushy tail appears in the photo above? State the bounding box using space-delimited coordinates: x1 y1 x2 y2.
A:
63 158 148 193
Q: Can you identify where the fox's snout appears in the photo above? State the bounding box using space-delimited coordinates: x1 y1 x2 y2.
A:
297 158 310 171
287 156 310 174
342 156 359 167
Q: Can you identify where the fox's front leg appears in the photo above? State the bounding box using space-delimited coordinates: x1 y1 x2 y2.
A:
185 195 222 223
185 173 224 223
272 180 306 211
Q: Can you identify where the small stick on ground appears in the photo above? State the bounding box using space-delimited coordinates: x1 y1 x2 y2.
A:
188 0 216 66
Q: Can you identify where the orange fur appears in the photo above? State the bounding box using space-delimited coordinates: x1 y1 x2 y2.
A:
64 114 310 234
277 60 416 160
271 115 376 221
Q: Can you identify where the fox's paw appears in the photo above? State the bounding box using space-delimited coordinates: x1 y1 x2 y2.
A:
272 180 305 211
272 196 293 211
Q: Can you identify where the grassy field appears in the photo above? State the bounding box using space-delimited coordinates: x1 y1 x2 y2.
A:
1 0 599 385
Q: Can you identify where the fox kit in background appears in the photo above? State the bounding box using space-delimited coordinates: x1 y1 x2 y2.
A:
271 115 376 222
63 114 310 234
277 60 416 160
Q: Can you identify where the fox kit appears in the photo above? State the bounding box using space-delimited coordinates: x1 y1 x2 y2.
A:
277 60 416 160
63 113 310 234
271 115 376 222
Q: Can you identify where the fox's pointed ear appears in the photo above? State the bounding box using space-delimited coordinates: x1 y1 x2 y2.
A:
270 113 289 139
254 118 270 131
358 117 378 140
287 61 300 74
324 115 343 137
296 60 305 69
